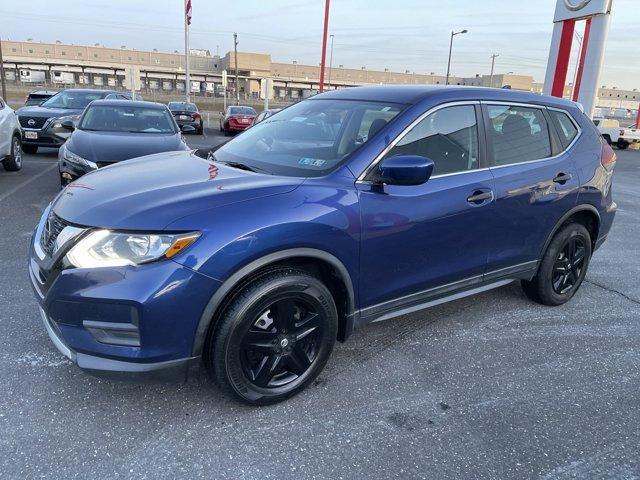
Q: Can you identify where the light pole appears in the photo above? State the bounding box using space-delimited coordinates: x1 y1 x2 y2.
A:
0 38 6 100
327 34 335 90
445 29 467 86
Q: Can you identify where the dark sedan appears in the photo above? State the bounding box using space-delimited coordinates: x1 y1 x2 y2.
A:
219 106 257 135
24 90 58 107
168 102 203 135
17 89 128 154
58 100 190 187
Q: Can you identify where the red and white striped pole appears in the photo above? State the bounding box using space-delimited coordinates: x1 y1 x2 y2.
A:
318 0 331 93
635 104 640 129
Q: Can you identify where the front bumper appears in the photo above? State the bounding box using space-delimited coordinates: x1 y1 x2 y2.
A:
22 126 70 148
39 307 198 381
29 209 221 381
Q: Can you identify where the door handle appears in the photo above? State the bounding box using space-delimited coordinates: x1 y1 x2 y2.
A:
553 172 572 184
467 190 493 205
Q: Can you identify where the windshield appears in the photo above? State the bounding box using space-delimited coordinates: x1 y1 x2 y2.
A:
169 102 197 112
41 90 105 109
229 107 256 116
214 99 404 177
79 105 177 134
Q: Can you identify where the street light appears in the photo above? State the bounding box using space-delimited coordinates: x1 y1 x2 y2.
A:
327 34 335 90
445 29 467 86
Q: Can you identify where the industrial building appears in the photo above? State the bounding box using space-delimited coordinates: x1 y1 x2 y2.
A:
2 39 638 116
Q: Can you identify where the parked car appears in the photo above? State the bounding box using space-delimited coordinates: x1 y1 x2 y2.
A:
0 96 22 171
58 99 190 186
24 90 58 107
593 117 639 149
30 86 616 405
251 108 282 126
219 106 257 135
168 101 203 134
16 88 126 154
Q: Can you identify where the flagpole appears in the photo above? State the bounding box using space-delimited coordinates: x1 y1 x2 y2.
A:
184 0 191 103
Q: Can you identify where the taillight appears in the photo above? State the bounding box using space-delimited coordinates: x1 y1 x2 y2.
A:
192 113 201 121
600 141 616 171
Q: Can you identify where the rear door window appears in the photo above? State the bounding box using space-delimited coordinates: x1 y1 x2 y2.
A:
486 105 552 166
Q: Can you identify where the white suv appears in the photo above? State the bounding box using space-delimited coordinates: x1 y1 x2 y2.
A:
0 97 22 171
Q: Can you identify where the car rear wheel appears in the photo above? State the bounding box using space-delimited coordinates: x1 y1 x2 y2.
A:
521 223 591 306
602 134 612 145
22 144 38 155
617 140 629 150
2 136 23 171
206 269 337 405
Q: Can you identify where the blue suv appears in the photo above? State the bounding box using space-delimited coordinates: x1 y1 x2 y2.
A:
29 86 616 404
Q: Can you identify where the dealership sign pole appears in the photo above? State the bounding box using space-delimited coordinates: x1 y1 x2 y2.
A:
318 0 330 93
543 0 613 118
185 0 192 103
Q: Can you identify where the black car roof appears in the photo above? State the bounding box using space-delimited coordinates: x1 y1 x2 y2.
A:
87 99 167 109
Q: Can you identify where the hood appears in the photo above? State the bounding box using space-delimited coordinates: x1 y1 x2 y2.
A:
67 130 187 164
16 105 83 120
52 151 303 230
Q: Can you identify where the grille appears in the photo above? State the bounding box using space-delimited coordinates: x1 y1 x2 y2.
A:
19 116 48 129
40 212 69 257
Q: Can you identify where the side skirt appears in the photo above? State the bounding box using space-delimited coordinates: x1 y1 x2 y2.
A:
356 260 538 327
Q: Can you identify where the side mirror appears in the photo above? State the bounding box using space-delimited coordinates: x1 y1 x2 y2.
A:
376 155 434 186
181 125 196 133
60 119 75 131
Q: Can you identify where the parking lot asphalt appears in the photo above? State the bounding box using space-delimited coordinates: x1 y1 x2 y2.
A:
1 136 639 480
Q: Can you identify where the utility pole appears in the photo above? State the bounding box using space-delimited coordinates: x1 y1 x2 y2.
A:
184 0 191 103
233 33 239 105
489 53 499 88
327 34 335 90
0 38 6 100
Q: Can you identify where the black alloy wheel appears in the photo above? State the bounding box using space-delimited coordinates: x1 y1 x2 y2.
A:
521 222 592 306
207 269 337 405
240 296 323 388
552 236 587 295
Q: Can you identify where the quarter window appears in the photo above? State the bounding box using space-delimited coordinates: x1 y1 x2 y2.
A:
385 105 479 176
487 105 551 166
549 110 578 148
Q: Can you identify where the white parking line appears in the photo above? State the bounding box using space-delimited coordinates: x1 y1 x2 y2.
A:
0 163 57 203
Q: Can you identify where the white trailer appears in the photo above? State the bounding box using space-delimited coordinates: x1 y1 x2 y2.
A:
20 69 46 83
52 71 75 84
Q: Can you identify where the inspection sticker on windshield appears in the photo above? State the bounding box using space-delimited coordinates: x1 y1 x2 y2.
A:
299 158 326 167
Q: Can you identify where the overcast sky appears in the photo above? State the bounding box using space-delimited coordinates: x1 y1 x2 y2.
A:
1 0 637 89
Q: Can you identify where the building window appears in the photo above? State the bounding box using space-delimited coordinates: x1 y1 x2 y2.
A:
94 53 98 58
61 51 66 55
77 52 83 57
128 56 132 61
28 49 33 54
45 50 50 54
11 48 16 52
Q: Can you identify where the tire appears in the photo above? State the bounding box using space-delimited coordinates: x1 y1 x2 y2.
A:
521 223 592 306
602 134 612 145
617 140 629 150
2 135 23 172
206 269 338 405
22 144 38 155
197 123 204 135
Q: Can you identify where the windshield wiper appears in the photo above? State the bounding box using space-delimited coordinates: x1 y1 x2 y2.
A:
208 152 266 174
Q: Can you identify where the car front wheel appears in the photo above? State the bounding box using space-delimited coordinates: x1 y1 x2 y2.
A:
2 136 23 171
521 223 592 306
206 269 338 405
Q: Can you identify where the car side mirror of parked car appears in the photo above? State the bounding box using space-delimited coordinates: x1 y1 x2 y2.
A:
375 155 434 186
60 120 75 131
181 125 196 133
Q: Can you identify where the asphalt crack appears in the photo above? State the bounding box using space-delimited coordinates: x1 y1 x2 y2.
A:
585 279 640 306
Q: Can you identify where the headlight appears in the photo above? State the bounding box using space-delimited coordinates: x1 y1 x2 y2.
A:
52 114 80 129
65 230 200 268
62 146 97 169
